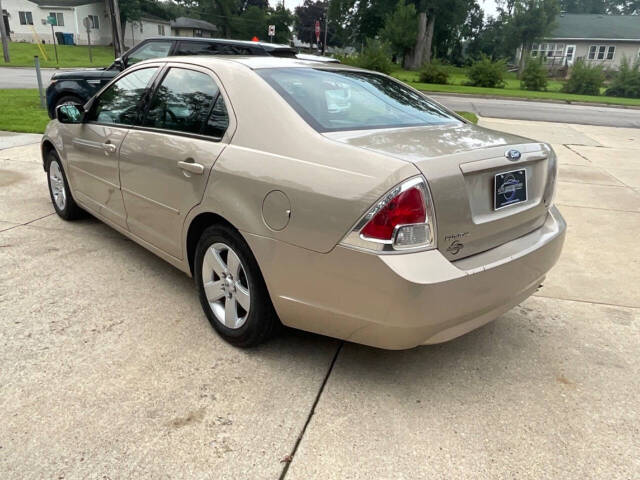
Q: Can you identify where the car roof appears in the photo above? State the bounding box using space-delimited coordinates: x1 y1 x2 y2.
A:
148 55 360 71
142 36 295 51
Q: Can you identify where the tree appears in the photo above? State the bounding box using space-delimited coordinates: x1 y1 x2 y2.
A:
380 0 418 64
508 0 560 76
294 0 327 45
268 4 294 44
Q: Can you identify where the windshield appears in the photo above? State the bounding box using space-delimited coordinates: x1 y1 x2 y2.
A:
257 68 459 132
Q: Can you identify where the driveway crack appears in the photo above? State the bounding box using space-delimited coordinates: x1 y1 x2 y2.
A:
278 341 343 479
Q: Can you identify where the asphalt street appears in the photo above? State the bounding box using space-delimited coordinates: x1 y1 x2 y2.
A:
2 66 640 127
430 93 640 128
0 119 639 478
0 66 59 89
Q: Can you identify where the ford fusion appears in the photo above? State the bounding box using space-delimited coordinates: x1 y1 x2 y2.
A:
42 57 566 349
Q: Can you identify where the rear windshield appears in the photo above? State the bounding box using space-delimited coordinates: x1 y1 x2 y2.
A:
257 68 459 132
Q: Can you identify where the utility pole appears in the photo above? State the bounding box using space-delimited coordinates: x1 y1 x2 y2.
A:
112 0 124 54
105 0 124 58
0 0 11 62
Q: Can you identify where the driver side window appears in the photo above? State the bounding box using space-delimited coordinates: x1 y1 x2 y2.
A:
87 67 158 126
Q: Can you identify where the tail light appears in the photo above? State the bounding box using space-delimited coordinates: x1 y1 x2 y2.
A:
341 177 436 253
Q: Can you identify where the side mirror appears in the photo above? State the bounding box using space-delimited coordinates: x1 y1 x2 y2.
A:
109 57 125 71
56 104 84 124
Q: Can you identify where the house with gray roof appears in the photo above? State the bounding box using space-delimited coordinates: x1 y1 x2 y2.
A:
530 13 640 69
170 16 217 38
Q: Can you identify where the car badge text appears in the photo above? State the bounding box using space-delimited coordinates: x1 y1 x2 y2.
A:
505 149 522 161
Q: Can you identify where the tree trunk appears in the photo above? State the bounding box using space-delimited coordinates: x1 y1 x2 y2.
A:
518 42 528 78
424 13 435 64
404 11 427 70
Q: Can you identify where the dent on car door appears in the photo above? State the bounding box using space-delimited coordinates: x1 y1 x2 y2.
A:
64 67 159 228
118 65 232 259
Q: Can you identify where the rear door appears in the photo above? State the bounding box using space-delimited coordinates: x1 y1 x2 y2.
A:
118 64 234 258
65 66 160 227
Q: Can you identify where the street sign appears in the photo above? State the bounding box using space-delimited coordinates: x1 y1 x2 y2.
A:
315 20 320 43
47 15 57 26
82 17 90 30
268 25 275 37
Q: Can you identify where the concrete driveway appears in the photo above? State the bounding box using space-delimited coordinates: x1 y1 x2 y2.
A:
0 120 638 479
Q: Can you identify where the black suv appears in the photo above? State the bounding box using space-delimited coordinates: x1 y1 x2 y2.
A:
45 37 297 118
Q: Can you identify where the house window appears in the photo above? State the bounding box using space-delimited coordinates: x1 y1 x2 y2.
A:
530 43 564 60
589 45 616 61
49 12 64 27
19 11 33 25
157 24 165 35
88 14 99 29
194 28 203 37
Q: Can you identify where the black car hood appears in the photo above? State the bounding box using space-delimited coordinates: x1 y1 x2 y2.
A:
52 68 118 81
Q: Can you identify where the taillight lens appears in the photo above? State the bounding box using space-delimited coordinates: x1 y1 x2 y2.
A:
361 187 426 240
341 177 436 253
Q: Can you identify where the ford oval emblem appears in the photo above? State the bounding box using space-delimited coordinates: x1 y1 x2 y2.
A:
506 149 522 161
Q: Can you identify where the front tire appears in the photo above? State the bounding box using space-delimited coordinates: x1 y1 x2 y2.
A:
46 152 82 220
195 224 278 347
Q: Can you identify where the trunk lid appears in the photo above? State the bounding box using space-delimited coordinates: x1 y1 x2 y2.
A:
325 123 555 261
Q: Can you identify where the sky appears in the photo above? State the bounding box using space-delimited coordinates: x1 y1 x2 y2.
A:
268 0 500 18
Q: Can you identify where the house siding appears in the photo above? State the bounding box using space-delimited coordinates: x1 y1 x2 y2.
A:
570 40 640 69
123 18 170 48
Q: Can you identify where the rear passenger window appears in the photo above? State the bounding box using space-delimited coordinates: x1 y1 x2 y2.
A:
203 96 229 138
144 68 220 136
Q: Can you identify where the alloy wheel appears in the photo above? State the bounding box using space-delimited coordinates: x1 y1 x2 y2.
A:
49 160 67 211
202 242 251 329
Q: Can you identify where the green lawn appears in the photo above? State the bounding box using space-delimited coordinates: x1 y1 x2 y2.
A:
0 90 50 133
392 67 640 107
0 42 114 68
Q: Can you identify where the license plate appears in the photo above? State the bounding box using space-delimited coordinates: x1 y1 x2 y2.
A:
494 169 527 210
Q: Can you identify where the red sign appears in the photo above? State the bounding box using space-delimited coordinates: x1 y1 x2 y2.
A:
251 36 259 42
315 20 320 42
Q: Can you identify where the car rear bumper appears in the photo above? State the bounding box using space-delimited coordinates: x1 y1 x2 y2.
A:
244 206 566 349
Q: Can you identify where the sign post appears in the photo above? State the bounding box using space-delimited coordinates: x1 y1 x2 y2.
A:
47 15 59 65
83 17 92 63
268 24 275 43
314 20 320 48
34 56 45 108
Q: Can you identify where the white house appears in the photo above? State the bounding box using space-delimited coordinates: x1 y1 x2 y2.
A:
525 14 640 70
123 14 170 48
1 0 170 47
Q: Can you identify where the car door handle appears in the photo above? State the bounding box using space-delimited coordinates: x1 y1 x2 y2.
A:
177 160 204 175
102 142 117 154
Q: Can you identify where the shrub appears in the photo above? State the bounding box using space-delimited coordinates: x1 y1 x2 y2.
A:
419 59 449 84
562 59 604 96
605 57 640 99
341 39 394 75
520 57 548 91
466 56 506 88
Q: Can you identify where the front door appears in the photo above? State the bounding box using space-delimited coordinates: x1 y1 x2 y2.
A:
119 65 233 258
65 66 159 227
566 45 576 65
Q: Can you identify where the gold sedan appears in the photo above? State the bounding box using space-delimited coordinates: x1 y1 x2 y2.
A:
42 56 566 349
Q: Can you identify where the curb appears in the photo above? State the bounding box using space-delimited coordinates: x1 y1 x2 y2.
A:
421 90 640 111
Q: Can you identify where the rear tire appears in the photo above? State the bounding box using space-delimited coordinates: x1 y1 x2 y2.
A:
195 224 278 347
46 151 83 221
